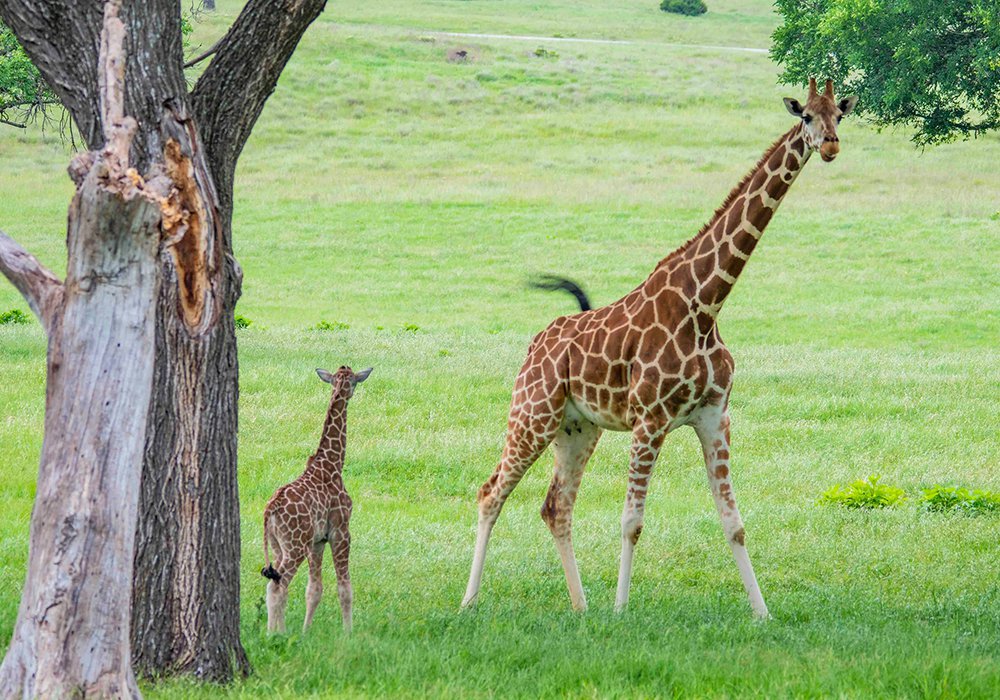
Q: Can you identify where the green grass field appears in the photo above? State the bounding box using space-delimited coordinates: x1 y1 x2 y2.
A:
1 0 999 696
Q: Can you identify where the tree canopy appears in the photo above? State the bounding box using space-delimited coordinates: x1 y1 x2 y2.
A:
772 0 1000 145
0 24 57 129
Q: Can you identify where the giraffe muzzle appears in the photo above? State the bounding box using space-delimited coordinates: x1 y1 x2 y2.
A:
820 140 839 162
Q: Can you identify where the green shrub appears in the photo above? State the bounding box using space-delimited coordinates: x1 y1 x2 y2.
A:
234 314 253 329
0 309 30 325
401 323 420 332
660 0 707 16
533 47 559 59
310 320 350 332
921 486 1000 515
819 475 906 509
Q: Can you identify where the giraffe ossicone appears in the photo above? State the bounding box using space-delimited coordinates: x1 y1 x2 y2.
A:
462 79 857 617
262 364 373 634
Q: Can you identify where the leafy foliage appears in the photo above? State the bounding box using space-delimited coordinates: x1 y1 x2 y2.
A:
234 314 254 329
1 15 197 132
921 485 1000 514
660 0 708 16
0 308 30 325
310 320 350 331
0 25 59 130
772 0 1000 145
819 475 907 509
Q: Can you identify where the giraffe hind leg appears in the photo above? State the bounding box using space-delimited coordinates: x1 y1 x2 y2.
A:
267 545 306 634
615 419 667 612
542 417 601 611
462 393 566 609
303 541 325 632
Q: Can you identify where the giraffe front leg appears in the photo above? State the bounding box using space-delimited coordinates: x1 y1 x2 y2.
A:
332 533 352 633
542 419 601 611
694 406 769 619
616 421 666 612
303 542 325 633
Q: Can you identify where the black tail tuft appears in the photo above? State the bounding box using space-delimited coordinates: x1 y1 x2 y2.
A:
529 275 592 312
261 566 281 583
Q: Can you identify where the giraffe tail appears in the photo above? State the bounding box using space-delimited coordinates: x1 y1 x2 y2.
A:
529 275 592 312
261 512 281 583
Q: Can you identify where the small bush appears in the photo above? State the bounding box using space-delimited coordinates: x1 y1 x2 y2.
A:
401 323 420 332
921 486 1000 515
310 320 350 332
819 475 906 509
234 314 253 329
0 309 31 325
533 47 559 59
660 0 707 16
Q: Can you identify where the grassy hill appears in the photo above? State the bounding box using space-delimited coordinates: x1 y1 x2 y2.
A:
1 0 998 696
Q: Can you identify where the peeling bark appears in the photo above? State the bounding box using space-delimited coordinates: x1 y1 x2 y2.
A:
0 3 173 695
1 0 329 686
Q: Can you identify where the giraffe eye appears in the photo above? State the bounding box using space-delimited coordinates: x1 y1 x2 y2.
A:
802 114 813 124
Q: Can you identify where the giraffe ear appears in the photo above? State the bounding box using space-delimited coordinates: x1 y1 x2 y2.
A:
838 95 859 116
352 367 373 384
783 98 805 118
316 368 336 384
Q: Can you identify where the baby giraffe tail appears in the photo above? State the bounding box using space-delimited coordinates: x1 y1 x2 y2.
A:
261 512 281 583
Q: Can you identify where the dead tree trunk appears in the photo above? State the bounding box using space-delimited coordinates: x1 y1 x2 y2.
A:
1 0 330 685
0 4 174 695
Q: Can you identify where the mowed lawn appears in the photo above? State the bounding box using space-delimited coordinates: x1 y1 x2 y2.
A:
1 0 998 697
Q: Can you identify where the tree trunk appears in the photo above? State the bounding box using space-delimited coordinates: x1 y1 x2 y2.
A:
0 48 167 690
131 253 248 680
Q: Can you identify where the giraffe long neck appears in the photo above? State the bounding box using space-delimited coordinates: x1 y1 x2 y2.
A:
658 123 810 318
310 395 347 479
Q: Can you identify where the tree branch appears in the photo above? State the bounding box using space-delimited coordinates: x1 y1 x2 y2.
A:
0 230 63 332
189 0 328 168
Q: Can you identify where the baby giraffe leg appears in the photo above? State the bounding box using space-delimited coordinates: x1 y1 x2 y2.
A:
694 406 769 619
267 546 306 634
615 421 666 612
541 420 602 611
303 541 325 632
331 532 352 632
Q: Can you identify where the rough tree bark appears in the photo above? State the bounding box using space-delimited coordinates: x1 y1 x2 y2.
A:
131 0 329 681
0 3 181 695
1 0 330 686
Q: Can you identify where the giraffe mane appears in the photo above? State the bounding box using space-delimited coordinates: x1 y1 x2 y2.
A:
659 124 800 266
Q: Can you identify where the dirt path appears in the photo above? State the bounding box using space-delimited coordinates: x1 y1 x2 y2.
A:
434 30 768 54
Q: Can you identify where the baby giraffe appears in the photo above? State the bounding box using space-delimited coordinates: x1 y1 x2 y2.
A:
261 365 372 633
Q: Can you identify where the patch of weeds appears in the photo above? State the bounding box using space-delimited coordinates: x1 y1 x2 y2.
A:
819 475 906 509
0 309 31 325
438 349 450 357
310 320 350 332
921 485 1000 515
401 323 420 332
234 314 254 329
533 47 559 59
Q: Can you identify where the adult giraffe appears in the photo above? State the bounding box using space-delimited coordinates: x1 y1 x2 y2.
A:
462 79 858 618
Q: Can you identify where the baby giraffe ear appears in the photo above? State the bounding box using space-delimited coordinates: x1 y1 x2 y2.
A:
316 368 336 384
353 367 374 384
838 95 859 116
783 97 805 118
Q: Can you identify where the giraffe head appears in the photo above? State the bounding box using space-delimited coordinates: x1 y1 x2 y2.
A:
316 365 373 400
783 78 858 163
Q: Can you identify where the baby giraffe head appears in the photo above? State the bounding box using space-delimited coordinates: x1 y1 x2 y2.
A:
783 78 858 162
316 365 373 400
